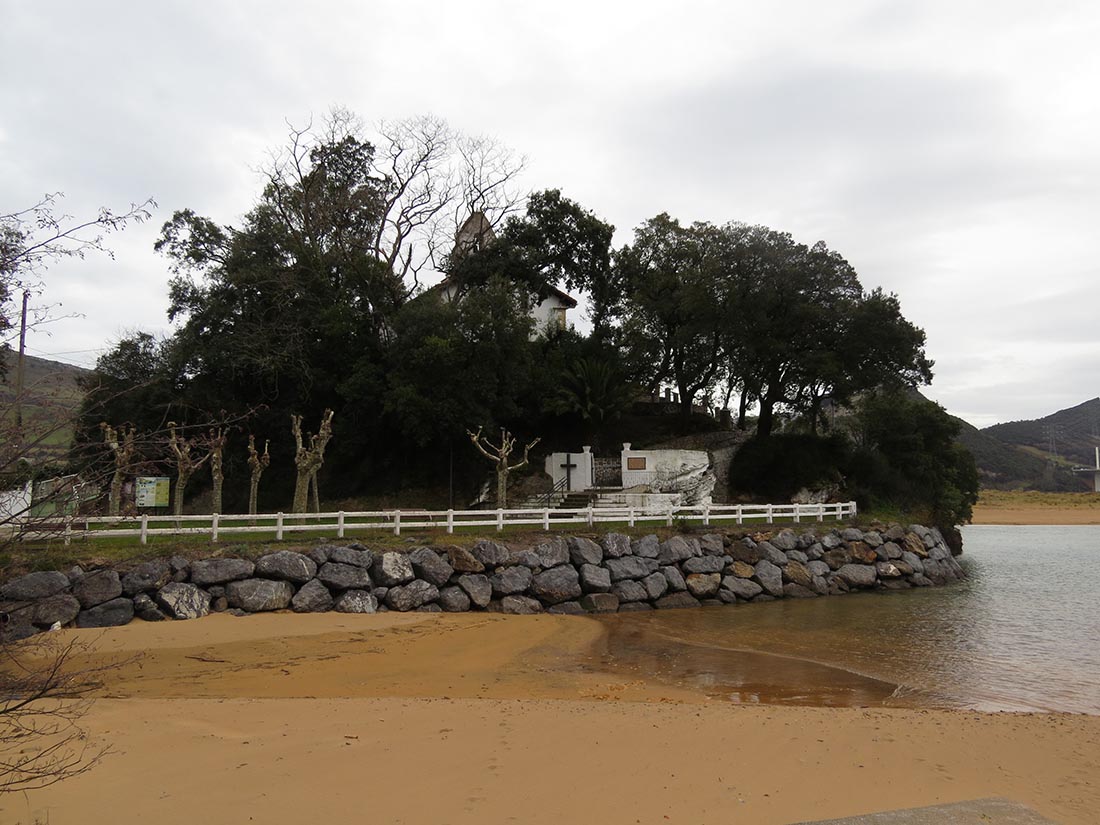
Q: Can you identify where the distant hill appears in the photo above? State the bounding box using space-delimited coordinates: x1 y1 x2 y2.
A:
0 354 90 466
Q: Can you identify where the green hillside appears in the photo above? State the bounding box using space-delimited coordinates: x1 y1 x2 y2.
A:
981 398 1100 470
0 354 89 466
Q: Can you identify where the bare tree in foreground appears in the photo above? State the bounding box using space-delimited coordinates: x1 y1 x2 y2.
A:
166 423 210 517
467 427 540 509
291 410 334 513
99 422 136 518
246 434 270 520
207 427 228 515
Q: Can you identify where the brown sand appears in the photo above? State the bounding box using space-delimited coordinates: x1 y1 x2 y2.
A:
971 505 1100 525
4 613 1099 825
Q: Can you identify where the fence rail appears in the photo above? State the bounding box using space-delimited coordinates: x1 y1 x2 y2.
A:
17 501 858 546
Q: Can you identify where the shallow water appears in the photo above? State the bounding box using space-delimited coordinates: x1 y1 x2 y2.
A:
592 525 1100 713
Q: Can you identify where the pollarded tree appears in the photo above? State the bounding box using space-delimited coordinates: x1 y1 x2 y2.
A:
467 426 540 508
100 423 136 517
208 427 228 515
246 434 270 518
291 410 334 513
167 423 211 517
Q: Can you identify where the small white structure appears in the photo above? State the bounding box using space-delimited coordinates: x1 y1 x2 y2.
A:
1072 447 1100 492
544 446 594 492
544 443 715 506
0 482 32 524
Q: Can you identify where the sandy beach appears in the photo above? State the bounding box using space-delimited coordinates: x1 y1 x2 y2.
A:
4 612 1098 825
970 491 1100 525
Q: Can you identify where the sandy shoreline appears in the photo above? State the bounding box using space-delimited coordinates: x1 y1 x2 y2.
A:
971 505 1100 524
5 613 1099 824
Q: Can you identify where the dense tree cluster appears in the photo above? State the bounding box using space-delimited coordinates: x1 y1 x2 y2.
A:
71 108 965 521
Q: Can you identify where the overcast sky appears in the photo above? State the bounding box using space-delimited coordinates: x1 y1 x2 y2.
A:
3 0 1098 428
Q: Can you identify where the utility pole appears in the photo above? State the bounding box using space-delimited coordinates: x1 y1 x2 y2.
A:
14 290 28 437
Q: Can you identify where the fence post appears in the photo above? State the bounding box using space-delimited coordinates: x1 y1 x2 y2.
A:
543 508 550 531
817 504 824 522
586 504 593 527
703 506 710 526
276 512 284 541
628 506 635 528
736 504 743 526
140 513 148 545
496 508 503 532
447 509 455 535
850 500 858 518
212 513 219 543
666 504 673 527
64 518 72 546
337 511 346 539
793 505 800 524
394 510 401 536
766 504 774 524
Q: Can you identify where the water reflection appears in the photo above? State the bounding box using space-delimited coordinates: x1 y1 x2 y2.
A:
590 525 1100 714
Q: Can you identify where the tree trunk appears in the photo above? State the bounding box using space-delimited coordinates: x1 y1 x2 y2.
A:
757 395 776 438
248 477 260 519
737 388 749 431
211 452 223 515
809 394 822 435
292 470 311 514
496 465 507 509
173 471 190 517
108 470 123 518
309 471 320 513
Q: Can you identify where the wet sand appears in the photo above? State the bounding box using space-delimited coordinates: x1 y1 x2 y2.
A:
5 613 1100 825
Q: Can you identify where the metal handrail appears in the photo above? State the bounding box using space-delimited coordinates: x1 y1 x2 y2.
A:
540 476 569 509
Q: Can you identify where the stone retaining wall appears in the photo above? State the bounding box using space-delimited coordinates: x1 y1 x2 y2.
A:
0 524 964 638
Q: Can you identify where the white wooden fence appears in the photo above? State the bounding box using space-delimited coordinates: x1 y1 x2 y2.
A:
23 501 858 546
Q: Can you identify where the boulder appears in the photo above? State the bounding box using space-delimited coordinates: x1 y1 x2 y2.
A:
291 579 334 613
445 546 485 573
568 537 604 566
752 560 784 597
655 592 701 610
386 580 440 611
605 556 659 582
805 543 825 560
438 586 471 612
682 556 725 575
617 602 654 612
806 559 831 577
657 536 696 564
721 576 763 600
880 541 903 560
823 548 853 570
211 596 229 612
1 571 69 601
501 595 543 614
121 560 172 596
32 594 81 626
328 546 375 568
133 593 167 622
883 525 906 541
72 569 123 609
834 563 878 589
727 540 763 565
317 562 373 591
190 558 254 586
900 551 925 574
685 573 721 599
783 560 813 588
490 565 533 597
532 537 570 568
254 551 318 584
408 547 454 587
579 593 619 613
821 532 843 550
848 542 878 564
757 541 788 566
458 574 492 608
662 565 687 592
547 601 586 615
334 590 379 614
611 580 648 602
810 575 829 595
65 565 85 583
374 552 415 587
903 533 929 559
697 534 725 556
840 527 865 542
226 579 294 612
783 583 817 599
578 564 611 594
727 560 755 579
471 539 513 567
631 535 660 558
602 533 633 559
305 545 333 567
531 566 583 604
417 604 443 613
155 583 211 619
641 572 668 601
876 561 904 579
863 531 884 548
514 549 543 569
770 529 798 551
76 597 134 628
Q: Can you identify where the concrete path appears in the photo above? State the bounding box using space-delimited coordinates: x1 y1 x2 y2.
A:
792 797 1059 824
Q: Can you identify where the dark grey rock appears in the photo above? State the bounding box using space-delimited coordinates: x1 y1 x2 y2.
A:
784 549 809 564
305 545 332 567
834 563 878 588
408 547 454 587
806 559 831 577
255 551 318 584
823 548 853 570
727 540 763 565
155 583 211 619
334 590 379 613
602 533 632 558
386 580 440 611
605 556 659 581
211 596 229 612
721 576 762 600
821 532 843 550
783 583 817 598
611 580 648 602
76 597 134 628
840 527 865 542
121 560 172 596
881 541 903 560
863 531 884 548
190 558 254 586
372 587 389 602
568 537 603 566
641 572 668 601
883 525 906 542
578 564 611 593
439 586 471 612
501 595 542 614
374 552 415 586
317 562 373 591
579 593 619 613
655 592 701 610
328 546 374 568
490 565 533 596
682 556 725 574
32 594 81 626
531 537 569 569
910 574 933 587
810 575 829 595
617 602 653 612
900 551 925 574
752 559 784 597
471 539 512 567
547 601 585 615
444 546 485 573
770 529 798 551
291 579 334 613
757 541 788 566
685 573 721 599
530 565 582 604
662 565 687 592
207 585 226 599
1 571 69 601
514 549 543 569
133 593 167 622
226 579 294 612
417 604 443 613
631 534 660 558
806 543 824 560
458 574 492 608
64 565 85 583
658 536 697 564
72 569 122 609
168 555 189 574
698 534 725 555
